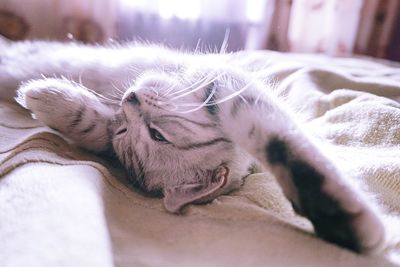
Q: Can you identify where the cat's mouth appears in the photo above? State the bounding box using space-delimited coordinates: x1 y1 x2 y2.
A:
115 127 127 135
110 109 128 136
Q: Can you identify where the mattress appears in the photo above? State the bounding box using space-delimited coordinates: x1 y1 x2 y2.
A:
0 48 399 267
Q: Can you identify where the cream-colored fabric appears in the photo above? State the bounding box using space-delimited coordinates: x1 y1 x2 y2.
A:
1 51 400 267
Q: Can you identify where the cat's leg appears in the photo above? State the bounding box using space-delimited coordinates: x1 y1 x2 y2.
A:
17 78 115 152
220 94 387 254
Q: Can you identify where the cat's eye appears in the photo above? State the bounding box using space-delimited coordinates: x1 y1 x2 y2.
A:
149 127 169 143
115 127 127 136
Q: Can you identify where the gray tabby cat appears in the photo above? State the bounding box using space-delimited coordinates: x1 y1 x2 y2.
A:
0 40 387 254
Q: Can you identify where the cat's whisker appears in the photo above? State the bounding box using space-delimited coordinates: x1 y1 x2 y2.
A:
113 85 126 95
215 81 254 105
175 80 254 114
122 79 134 92
177 79 217 113
162 75 187 97
172 89 218 113
105 91 122 101
164 79 202 98
161 71 188 97
150 86 160 97
173 102 204 107
169 72 224 101
110 82 126 97
161 75 189 97
166 71 215 97
100 98 120 105
108 91 123 100
170 77 219 102
161 84 176 97
219 28 230 54
194 39 202 54
158 100 179 111
128 65 142 76
173 105 207 113
84 87 121 105
78 69 85 85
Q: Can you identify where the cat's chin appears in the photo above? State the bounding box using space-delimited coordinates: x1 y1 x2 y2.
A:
129 176 163 197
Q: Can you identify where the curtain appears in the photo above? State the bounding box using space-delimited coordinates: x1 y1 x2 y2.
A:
0 0 270 51
117 0 271 51
0 0 399 61
263 0 400 61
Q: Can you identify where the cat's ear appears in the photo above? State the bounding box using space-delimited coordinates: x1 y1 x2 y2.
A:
163 165 229 213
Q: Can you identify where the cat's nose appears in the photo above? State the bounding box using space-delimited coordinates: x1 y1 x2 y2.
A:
126 92 140 105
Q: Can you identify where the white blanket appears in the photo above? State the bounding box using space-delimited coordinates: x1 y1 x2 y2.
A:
0 50 399 267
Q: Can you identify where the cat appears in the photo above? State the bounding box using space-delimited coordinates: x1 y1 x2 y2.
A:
0 39 388 254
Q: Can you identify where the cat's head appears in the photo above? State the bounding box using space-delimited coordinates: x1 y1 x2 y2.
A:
111 64 257 213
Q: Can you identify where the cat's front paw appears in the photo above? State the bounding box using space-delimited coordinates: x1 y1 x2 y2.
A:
17 78 113 152
17 78 97 132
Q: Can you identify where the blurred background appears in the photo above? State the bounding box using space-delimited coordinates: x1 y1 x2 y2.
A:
0 0 399 61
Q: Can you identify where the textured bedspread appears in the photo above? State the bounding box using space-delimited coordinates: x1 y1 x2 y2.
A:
1 50 399 267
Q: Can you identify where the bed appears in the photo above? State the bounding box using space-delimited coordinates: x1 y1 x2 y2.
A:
1 42 399 266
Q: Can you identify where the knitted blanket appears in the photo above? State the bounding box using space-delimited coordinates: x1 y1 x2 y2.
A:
0 49 399 266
